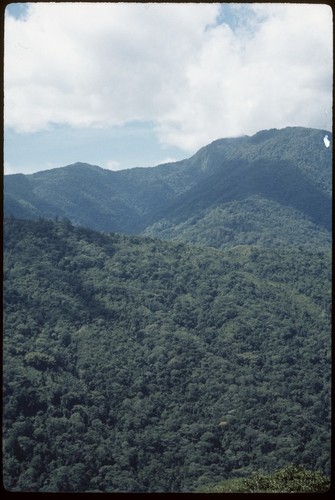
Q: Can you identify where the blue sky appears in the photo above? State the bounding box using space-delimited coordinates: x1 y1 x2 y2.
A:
4 3 333 174
6 3 28 18
5 120 185 172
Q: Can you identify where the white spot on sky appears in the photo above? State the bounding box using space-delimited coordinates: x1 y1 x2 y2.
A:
323 135 330 148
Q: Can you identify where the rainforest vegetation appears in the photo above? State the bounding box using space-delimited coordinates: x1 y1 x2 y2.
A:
3 127 332 492
3 217 331 492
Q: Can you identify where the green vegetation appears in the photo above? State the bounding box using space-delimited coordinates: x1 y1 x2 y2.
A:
3 126 332 492
144 194 331 249
3 217 331 492
197 465 330 493
4 127 332 249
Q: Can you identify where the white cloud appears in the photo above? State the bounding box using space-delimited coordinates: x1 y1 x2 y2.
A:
147 156 179 168
105 159 122 171
5 3 333 153
156 3 333 150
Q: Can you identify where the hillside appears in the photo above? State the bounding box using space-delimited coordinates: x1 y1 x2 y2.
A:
4 127 332 248
3 217 331 492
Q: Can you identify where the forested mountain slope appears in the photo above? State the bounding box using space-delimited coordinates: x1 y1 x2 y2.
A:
4 127 332 248
3 217 331 492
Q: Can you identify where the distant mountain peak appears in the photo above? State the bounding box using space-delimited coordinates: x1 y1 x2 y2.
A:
4 126 331 249
64 162 103 170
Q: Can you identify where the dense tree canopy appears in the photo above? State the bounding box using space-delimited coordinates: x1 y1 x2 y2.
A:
197 465 331 493
3 217 331 492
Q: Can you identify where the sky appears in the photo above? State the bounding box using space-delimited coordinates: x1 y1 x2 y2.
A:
4 2 333 174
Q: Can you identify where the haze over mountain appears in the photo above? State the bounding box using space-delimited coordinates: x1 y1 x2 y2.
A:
4 127 332 249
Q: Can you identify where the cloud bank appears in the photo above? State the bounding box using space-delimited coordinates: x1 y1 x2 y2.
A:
5 2 333 153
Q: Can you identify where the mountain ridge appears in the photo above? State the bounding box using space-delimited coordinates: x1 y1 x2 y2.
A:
4 126 332 248
3 126 332 491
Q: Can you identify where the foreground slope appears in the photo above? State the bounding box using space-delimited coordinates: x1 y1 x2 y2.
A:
3 218 331 492
4 127 332 248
